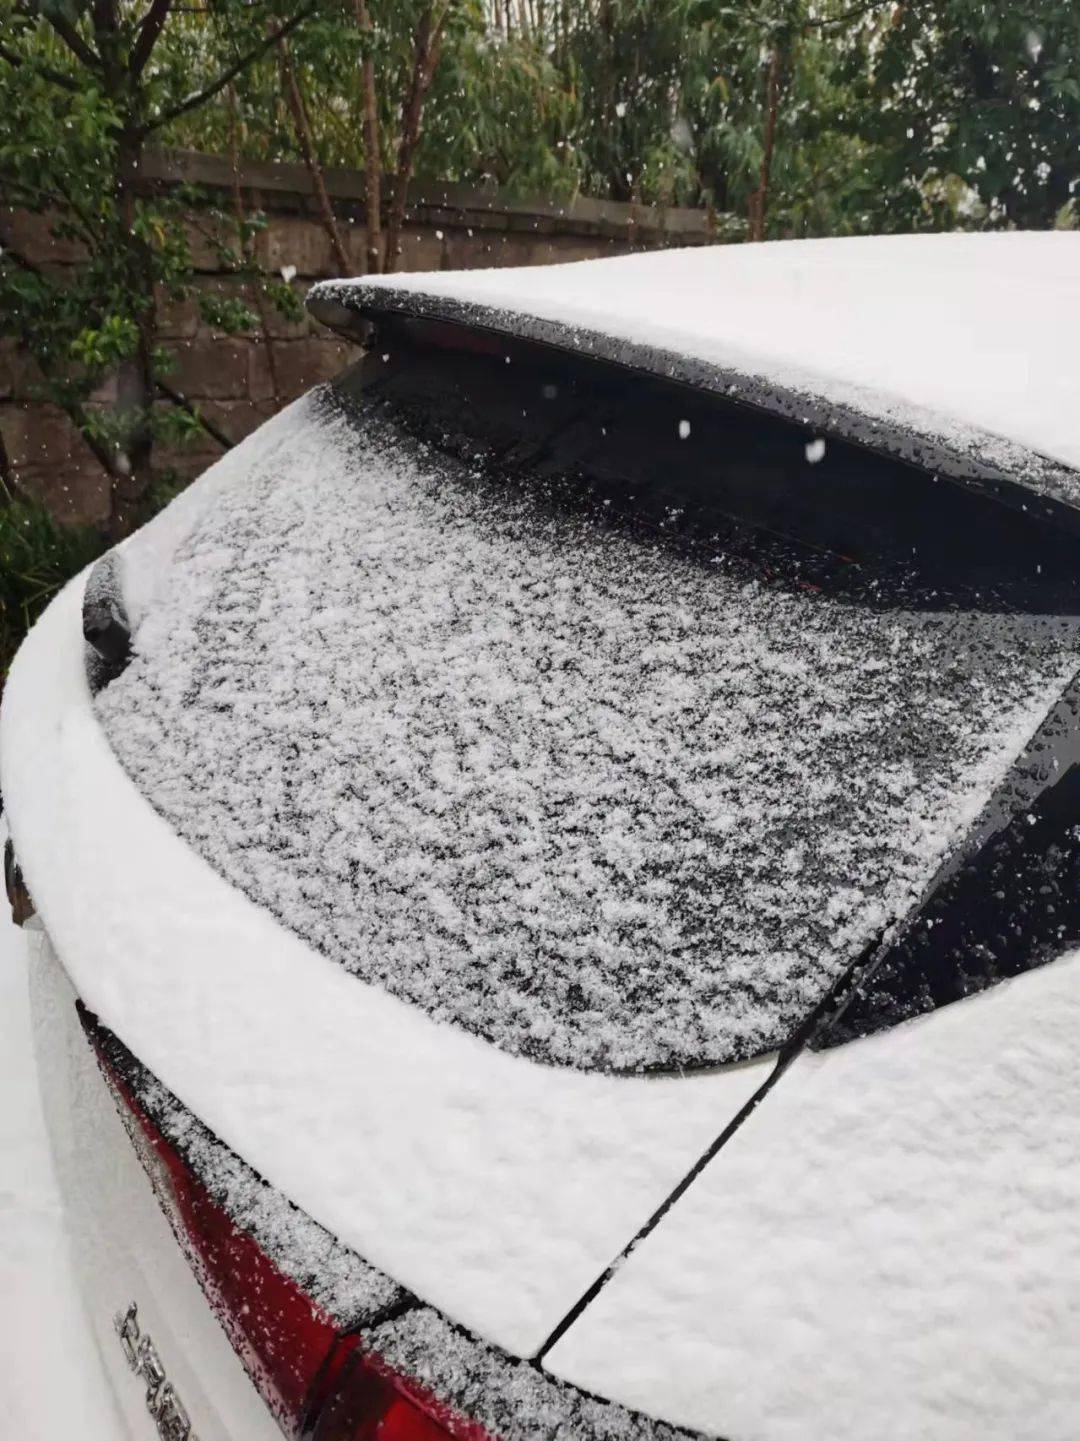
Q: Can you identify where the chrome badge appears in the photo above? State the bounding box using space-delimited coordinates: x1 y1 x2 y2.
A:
114 1302 198 1441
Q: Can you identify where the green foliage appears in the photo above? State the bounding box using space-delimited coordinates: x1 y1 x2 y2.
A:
0 484 106 686
1 0 1077 538
0 0 310 537
863 0 1080 231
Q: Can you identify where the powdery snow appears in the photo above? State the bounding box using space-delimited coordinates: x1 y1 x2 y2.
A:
0 547 768 1356
544 949 1080 1441
364 1307 698 1440
95 391 1080 1070
312 231 1080 502
96 1025 404 1329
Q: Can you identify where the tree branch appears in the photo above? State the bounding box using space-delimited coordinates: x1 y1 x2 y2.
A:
353 0 382 272
227 81 283 408
131 0 173 78
155 379 233 449
383 0 451 273
747 42 785 242
167 0 267 8
140 1 317 135
44 12 103 70
0 159 99 247
0 231 44 276
278 36 350 273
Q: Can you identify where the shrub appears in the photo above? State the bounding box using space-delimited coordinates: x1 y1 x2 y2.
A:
0 483 107 689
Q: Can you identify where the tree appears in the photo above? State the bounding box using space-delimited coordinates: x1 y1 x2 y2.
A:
171 0 579 253
5 0 1076 550
0 0 311 538
865 0 1080 231
278 0 464 273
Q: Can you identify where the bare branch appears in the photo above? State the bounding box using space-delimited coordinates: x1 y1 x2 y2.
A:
0 168 97 247
140 1 317 135
165 0 267 10
0 231 42 275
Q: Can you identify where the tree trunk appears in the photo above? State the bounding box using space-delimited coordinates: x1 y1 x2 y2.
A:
278 39 351 275
383 2 449 273
85 0 158 538
354 0 384 273
109 129 157 540
747 45 783 243
228 84 283 411
598 0 625 200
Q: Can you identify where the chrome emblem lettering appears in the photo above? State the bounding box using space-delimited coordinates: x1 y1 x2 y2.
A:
113 1303 198 1441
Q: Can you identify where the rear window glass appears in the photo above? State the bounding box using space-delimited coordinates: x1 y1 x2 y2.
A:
98 380 1080 1071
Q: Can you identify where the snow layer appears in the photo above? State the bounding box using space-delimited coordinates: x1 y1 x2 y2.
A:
96 392 1080 1069
545 950 1080 1441
364 1307 698 1440
312 231 1080 501
0 526 768 1357
97 1027 404 1328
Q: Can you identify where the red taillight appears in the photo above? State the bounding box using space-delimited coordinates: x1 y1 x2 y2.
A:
88 1028 338 1433
310 1341 494 1441
81 1011 499 1441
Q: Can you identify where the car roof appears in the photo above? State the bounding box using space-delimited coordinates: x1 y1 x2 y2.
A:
310 231 1080 511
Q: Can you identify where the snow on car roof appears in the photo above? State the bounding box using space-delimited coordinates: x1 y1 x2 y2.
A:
95 391 1080 1072
310 232 1080 509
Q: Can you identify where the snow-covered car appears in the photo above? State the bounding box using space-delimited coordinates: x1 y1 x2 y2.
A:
5 232 1080 1441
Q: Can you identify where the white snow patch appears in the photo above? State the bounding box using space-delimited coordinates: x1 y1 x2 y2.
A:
546 952 1080 1440
108 1044 404 1327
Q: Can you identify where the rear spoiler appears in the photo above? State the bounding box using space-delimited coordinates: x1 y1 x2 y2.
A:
309 279 1080 535
310 282 1080 614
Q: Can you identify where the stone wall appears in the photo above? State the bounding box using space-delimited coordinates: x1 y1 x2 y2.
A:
1 149 720 527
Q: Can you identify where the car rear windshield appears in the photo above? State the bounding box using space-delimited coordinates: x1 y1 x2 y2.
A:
96 332 1080 1071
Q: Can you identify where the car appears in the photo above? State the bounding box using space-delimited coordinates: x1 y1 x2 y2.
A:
4 230 1080 1441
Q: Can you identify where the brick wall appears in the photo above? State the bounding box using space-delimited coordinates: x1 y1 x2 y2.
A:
1 149 722 527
